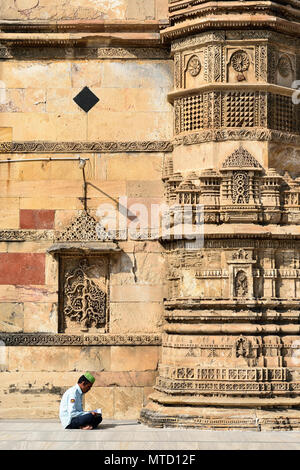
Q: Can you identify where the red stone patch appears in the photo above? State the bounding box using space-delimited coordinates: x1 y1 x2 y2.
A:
20 210 55 229
0 253 45 285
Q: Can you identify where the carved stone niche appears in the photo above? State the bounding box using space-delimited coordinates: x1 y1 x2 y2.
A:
183 50 204 88
226 47 254 83
276 52 296 88
219 147 263 223
59 255 109 334
227 249 256 300
47 210 121 334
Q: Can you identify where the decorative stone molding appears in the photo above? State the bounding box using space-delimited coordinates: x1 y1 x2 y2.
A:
140 407 300 430
158 365 287 383
0 44 171 60
0 141 173 154
0 333 162 346
175 129 300 146
0 230 54 242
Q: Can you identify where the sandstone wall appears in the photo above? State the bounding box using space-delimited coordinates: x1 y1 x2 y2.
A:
0 52 172 419
0 0 168 21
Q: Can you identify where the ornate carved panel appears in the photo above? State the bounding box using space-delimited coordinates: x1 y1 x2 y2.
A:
59 256 109 333
232 171 250 204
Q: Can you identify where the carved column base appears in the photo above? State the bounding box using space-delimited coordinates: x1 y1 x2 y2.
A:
140 392 300 430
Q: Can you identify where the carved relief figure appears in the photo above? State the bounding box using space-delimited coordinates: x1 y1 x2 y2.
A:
234 336 252 358
234 270 248 297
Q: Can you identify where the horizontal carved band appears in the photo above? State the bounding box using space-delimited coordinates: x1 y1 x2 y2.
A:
175 129 300 146
156 378 300 395
171 30 300 52
140 409 300 429
0 333 162 346
2 230 300 244
161 18 300 41
0 230 54 242
159 365 287 381
0 45 170 60
0 141 173 154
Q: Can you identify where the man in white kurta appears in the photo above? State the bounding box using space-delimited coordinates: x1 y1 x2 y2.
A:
59 372 102 430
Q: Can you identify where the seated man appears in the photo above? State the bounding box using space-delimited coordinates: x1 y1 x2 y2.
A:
59 372 102 430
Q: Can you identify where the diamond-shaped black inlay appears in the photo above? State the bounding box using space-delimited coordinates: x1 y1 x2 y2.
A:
73 86 99 113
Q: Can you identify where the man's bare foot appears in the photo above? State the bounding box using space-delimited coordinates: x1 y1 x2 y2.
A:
80 425 93 430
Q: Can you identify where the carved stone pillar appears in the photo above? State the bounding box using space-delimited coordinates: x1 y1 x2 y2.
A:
140 1 300 430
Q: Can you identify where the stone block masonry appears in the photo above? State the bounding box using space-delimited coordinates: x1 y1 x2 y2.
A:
2 0 300 428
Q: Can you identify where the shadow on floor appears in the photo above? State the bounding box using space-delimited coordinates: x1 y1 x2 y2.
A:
99 421 139 430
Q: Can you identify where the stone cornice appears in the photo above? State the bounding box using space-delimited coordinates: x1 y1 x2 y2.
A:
168 2 300 23
171 29 300 52
168 0 300 11
0 19 170 48
168 84 297 104
161 17 300 41
0 19 169 34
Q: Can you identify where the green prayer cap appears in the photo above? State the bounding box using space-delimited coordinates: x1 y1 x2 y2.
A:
84 372 95 384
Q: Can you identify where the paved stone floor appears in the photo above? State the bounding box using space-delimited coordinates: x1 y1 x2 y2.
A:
0 419 300 450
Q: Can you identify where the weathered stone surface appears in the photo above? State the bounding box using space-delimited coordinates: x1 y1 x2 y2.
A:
0 0 169 21
68 347 111 372
109 302 163 333
0 303 24 332
110 285 164 303
83 386 115 419
0 128 12 142
110 251 165 286
110 346 159 372
0 210 19 229
114 387 144 419
20 210 55 230
0 253 45 285
0 285 57 303
7 346 70 371
23 302 57 334
106 154 163 181
93 370 158 387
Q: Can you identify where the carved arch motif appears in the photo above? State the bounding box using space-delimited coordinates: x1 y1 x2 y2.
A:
222 147 261 169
